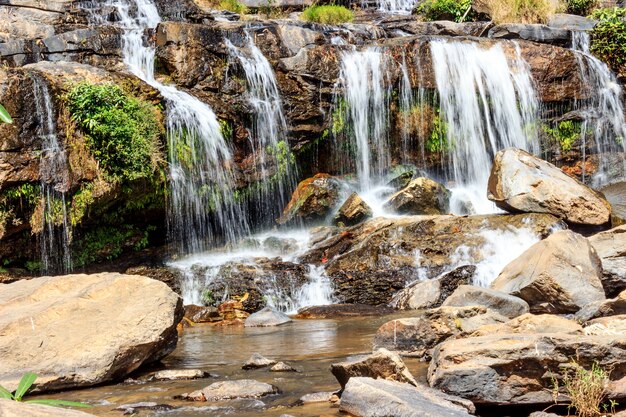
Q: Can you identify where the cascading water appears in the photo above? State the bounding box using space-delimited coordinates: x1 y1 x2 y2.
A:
376 0 418 14
430 40 540 214
32 75 72 275
571 31 626 185
99 0 249 253
225 32 296 220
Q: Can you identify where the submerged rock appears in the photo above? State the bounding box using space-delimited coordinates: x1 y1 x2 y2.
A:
0 399 98 417
391 266 475 310
296 304 394 319
488 148 611 225
492 230 605 313
589 225 626 296
428 333 626 405
114 403 177 413
339 377 473 417
180 379 279 401
242 353 276 370
184 305 223 323
298 391 334 404
383 177 451 215
442 285 530 319
373 306 507 358
330 348 417 390
151 369 210 381
278 173 342 226
333 192 373 227
0 273 183 393
270 362 298 372
244 307 292 327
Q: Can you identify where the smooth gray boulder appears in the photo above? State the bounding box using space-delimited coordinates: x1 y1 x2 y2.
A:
330 348 417 390
244 306 292 327
270 362 298 372
487 148 612 225
491 230 606 313
488 24 571 46
242 353 276 369
180 379 279 401
442 285 530 318
391 266 475 310
0 273 183 393
340 377 474 417
589 225 626 296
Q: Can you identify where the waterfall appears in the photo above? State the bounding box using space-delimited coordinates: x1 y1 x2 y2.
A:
32 75 72 275
571 31 626 185
225 32 296 221
101 0 249 253
430 40 540 214
376 0 417 14
339 48 390 191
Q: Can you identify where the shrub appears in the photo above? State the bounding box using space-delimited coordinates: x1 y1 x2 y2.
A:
590 7 626 76
566 0 598 15
66 83 163 182
477 0 564 23
219 0 248 14
552 361 616 417
301 5 354 24
415 0 474 22
543 120 581 152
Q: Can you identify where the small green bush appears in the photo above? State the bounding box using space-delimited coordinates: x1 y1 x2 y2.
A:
544 120 581 152
590 7 626 76
415 0 473 22
219 0 248 14
66 83 162 182
566 0 597 15
301 5 354 24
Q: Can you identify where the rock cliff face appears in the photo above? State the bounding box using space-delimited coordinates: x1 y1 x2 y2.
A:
0 0 623 271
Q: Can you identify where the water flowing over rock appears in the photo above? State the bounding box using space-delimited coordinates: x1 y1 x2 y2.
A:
330 348 418 390
0 399 98 417
442 285 530 319
384 177 451 215
589 225 626 296
333 192 372 226
278 173 342 226
339 378 474 417
492 230 606 314
428 334 626 405
0 273 183 392
390 266 475 310
373 306 508 358
488 148 612 225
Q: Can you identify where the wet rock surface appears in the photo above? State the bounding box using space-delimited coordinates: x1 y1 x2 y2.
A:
333 192 372 227
242 353 277 369
384 177 451 215
150 369 210 381
180 379 280 401
296 303 394 318
278 174 342 225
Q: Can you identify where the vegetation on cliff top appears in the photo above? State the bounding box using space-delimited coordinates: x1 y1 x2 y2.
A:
301 5 354 24
590 7 626 77
415 0 474 22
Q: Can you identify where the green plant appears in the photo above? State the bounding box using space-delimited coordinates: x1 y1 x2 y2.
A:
66 83 163 182
0 103 12 124
426 113 449 153
301 5 354 24
331 99 348 135
0 372 89 408
566 0 597 15
72 225 151 268
415 0 474 22
201 289 216 306
590 7 626 76
552 361 615 417
219 0 248 14
477 0 564 23
544 120 581 152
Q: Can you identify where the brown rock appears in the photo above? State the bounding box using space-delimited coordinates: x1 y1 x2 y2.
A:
384 177 450 215
278 173 342 225
589 225 626 296
333 192 372 227
470 313 583 337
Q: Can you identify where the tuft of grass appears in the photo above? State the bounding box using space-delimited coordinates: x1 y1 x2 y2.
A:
476 0 564 23
219 0 248 14
301 4 354 25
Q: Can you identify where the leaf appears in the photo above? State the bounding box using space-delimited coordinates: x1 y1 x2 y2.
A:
26 399 92 408
0 385 14 400
0 103 13 124
14 372 37 401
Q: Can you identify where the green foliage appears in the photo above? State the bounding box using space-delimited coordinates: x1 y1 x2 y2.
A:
590 7 626 75
2 184 41 208
544 120 581 152
66 83 162 182
301 5 354 24
25 260 42 273
266 140 295 179
69 184 94 226
566 0 597 15
72 225 152 268
0 103 13 124
552 361 615 417
426 113 449 153
415 0 473 22
219 0 248 14
332 99 347 136
0 372 89 408
201 289 216 306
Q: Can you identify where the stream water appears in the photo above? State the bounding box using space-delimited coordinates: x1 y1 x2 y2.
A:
35 314 427 417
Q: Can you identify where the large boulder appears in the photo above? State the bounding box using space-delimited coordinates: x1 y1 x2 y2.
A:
441 285 530 319
372 306 508 358
491 230 605 314
428 334 626 405
487 148 612 225
180 379 279 401
384 177 451 215
390 266 475 310
339 377 474 417
589 225 626 296
333 192 372 227
470 313 583 337
0 399 98 417
244 306 292 327
488 24 571 46
0 273 183 393
330 348 417 390
277 173 342 225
